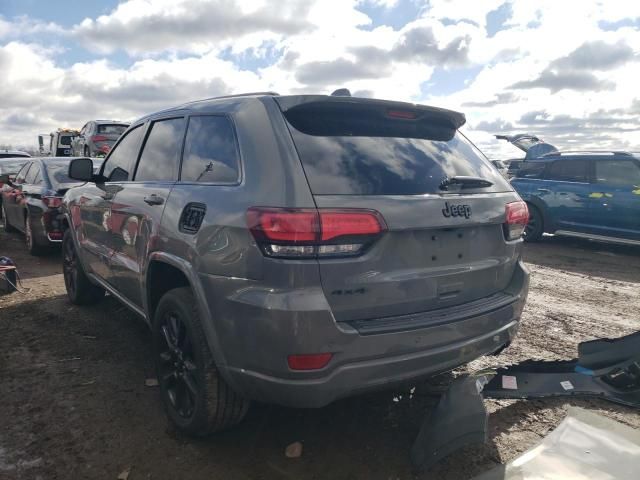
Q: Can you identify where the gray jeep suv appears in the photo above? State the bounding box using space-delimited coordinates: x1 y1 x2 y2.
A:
62 92 530 435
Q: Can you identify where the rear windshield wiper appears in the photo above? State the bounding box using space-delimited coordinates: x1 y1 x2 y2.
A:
439 176 493 191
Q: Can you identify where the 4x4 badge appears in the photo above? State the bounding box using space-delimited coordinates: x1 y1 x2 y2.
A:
442 202 472 219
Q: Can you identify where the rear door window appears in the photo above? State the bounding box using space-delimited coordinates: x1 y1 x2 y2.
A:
180 115 240 183
16 162 32 184
283 107 509 195
134 117 185 182
595 160 640 186
102 125 144 182
546 160 589 182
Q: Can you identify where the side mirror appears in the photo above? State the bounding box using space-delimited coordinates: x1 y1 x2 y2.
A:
69 158 95 182
0 174 9 185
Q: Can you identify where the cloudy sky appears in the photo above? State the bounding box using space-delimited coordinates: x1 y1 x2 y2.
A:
1 0 639 158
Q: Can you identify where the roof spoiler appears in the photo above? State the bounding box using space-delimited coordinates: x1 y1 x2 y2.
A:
275 95 466 130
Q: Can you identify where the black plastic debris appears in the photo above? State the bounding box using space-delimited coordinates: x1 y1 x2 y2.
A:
411 375 489 470
0 256 18 294
483 331 640 408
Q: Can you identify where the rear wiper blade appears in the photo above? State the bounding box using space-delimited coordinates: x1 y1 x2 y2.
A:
439 176 493 190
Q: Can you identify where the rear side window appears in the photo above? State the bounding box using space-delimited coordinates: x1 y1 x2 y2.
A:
546 160 589 182
135 118 185 182
25 164 39 184
103 125 144 182
180 115 240 183
283 106 509 195
515 162 546 179
595 160 640 186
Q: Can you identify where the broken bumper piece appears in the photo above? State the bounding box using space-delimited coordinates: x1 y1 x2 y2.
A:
483 331 640 408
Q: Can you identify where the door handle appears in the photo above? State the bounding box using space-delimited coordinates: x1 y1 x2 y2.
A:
144 194 165 206
536 188 550 193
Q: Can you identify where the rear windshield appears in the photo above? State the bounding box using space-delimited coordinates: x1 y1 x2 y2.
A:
286 122 510 195
97 124 128 135
45 160 104 188
0 160 28 174
46 162 74 187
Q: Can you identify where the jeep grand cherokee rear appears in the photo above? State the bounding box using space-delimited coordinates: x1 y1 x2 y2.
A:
62 93 529 435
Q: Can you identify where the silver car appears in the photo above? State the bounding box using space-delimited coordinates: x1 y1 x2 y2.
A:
61 92 530 435
72 120 129 157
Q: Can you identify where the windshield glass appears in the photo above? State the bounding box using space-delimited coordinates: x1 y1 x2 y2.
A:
0 160 28 174
46 160 104 188
97 124 128 135
287 126 510 195
59 135 75 146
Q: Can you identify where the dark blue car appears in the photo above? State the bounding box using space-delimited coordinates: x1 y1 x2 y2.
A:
510 151 640 245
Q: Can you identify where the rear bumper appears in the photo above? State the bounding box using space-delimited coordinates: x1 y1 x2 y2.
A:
203 260 529 408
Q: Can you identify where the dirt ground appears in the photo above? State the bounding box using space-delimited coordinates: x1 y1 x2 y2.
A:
1 230 639 480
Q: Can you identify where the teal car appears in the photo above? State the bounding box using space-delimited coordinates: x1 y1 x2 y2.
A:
510 151 640 245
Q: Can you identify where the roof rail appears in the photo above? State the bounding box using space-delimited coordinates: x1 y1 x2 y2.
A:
541 150 634 157
181 91 280 107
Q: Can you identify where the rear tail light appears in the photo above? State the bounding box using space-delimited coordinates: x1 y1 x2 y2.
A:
99 144 111 153
91 135 108 142
504 201 528 240
43 196 63 209
247 207 386 259
288 353 333 370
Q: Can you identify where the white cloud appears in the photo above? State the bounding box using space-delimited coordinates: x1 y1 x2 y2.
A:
0 0 639 155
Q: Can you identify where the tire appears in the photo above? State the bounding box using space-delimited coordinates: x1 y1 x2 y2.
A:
62 229 104 304
84 146 90 157
2 204 17 233
524 203 544 242
153 287 249 435
25 216 47 256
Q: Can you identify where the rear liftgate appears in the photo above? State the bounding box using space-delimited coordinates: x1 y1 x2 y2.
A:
411 330 640 471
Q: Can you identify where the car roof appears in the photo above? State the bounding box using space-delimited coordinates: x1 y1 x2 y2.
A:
0 150 30 157
129 91 466 130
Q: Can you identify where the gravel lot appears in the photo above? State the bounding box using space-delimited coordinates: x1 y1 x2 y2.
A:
1 230 639 480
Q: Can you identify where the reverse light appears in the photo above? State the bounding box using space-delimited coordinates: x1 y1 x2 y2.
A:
288 353 333 370
42 196 63 209
247 207 386 259
504 201 529 240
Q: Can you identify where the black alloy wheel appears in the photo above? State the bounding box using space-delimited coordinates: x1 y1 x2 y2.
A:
157 310 199 421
